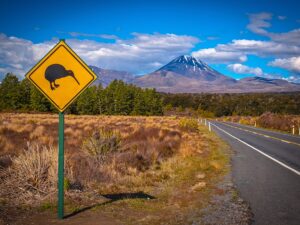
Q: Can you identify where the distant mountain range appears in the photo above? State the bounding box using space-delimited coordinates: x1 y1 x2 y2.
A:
89 66 135 87
90 55 300 93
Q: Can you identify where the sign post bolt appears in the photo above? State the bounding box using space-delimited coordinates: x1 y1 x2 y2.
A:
58 111 64 219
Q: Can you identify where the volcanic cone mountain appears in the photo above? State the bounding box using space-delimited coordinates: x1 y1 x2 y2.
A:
134 55 237 93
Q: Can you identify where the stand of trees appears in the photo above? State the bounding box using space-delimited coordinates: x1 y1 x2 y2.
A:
0 73 163 115
162 92 300 117
1 73 299 116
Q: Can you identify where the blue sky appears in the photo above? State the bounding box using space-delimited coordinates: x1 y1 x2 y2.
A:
1 0 300 82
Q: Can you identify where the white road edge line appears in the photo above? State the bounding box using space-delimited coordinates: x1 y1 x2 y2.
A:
211 123 300 176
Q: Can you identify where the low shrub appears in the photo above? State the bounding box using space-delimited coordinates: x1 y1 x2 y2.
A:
179 118 199 132
82 129 121 163
116 127 182 172
257 112 294 132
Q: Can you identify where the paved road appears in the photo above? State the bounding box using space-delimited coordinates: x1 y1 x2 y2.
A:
209 121 300 225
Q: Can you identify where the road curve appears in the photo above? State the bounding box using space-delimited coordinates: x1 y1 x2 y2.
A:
209 121 300 225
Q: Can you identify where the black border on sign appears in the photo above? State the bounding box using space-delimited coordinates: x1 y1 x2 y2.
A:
25 41 98 112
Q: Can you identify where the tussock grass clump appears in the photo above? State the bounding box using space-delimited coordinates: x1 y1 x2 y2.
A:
0 143 58 205
82 129 121 163
179 118 199 132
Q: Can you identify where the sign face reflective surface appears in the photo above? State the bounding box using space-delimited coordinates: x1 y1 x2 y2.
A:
26 40 97 112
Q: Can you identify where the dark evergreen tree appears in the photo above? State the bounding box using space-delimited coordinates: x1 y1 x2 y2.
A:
0 73 22 110
76 86 98 114
30 85 54 112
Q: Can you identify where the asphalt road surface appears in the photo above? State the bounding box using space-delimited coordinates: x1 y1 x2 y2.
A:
209 121 300 225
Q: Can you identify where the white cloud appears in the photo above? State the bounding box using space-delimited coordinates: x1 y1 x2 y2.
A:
68 33 199 73
269 57 300 73
0 32 199 78
217 39 300 57
269 29 300 45
192 37 300 65
247 12 272 35
227 64 263 76
227 63 285 80
0 34 56 78
192 48 247 64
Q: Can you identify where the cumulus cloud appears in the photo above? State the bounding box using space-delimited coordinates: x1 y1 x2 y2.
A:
217 39 300 57
269 57 300 73
227 63 263 76
192 38 300 64
0 32 199 78
0 34 55 78
192 48 247 64
227 63 284 80
68 33 199 73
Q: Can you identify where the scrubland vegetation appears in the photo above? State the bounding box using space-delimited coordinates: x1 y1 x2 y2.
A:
221 112 300 134
0 114 229 224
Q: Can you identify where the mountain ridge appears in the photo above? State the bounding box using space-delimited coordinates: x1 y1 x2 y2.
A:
90 55 300 93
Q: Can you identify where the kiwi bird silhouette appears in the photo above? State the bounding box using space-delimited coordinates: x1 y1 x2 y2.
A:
45 64 80 90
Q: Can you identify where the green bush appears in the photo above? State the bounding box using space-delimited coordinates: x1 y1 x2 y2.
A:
179 118 199 132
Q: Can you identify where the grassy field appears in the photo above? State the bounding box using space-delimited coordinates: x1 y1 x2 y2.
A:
0 113 230 225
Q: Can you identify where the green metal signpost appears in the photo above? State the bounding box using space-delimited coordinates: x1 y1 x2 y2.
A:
58 111 65 219
25 39 97 219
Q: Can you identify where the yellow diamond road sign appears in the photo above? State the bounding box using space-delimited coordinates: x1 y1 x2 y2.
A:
26 40 97 112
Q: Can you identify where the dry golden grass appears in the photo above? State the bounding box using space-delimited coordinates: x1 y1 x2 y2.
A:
0 114 189 203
